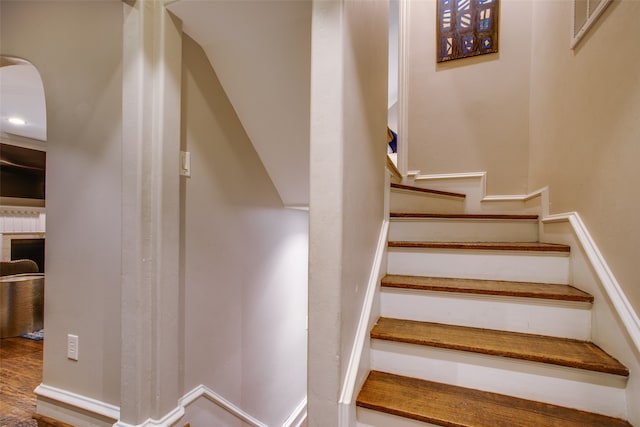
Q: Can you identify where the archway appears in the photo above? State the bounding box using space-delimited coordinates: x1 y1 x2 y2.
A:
0 54 47 427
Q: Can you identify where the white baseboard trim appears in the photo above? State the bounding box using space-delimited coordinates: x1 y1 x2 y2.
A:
282 397 307 427
115 383 305 427
415 171 487 182
338 220 390 426
481 194 528 201
412 171 550 215
36 383 186 427
112 407 185 427
543 212 640 354
179 384 267 427
36 381 306 427
483 187 547 203
285 204 310 211
414 171 545 203
35 383 120 421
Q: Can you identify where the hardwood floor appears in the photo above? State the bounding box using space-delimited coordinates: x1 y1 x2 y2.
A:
0 337 42 427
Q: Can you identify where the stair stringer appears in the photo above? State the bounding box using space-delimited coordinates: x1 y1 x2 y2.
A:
540 213 640 426
338 220 389 427
338 163 404 427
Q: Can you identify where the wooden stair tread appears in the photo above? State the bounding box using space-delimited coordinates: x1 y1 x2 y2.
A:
371 318 629 376
357 371 633 427
381 274 593 303
390 212 539 220
388 241 571 252
390 182 466 199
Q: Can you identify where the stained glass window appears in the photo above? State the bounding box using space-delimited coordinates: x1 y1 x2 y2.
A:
437 0 499 63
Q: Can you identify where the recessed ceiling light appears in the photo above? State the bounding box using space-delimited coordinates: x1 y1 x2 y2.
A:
8 117 26 125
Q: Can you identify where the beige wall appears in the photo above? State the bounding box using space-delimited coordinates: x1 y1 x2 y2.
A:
308 0 388 424
0 0 123 406
407 0 532 195
529 0 640 314
180 35 308 426
405 0 640 338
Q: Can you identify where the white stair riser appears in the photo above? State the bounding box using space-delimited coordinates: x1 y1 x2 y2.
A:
380 289 592 340
390 191 465 213
371 341 628 419
357 407 440 427
387 249 570 284
389 219 538 242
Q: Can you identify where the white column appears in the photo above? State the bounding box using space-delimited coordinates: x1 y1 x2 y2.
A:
397 0 410 179
119 1 182 425
308 1 345 425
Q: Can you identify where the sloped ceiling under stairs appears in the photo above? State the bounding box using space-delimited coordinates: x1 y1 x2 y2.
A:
168 0 312 207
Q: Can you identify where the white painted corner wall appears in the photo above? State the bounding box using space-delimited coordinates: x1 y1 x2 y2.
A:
308 0 389 425
180 26 308 427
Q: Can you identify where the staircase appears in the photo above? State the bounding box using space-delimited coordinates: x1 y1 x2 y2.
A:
356 183 633 426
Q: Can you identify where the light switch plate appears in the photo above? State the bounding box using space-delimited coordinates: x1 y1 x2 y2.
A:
67 334 79 361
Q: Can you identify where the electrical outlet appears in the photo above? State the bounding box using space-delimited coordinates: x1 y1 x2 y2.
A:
67 334 79 361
